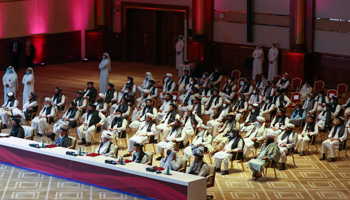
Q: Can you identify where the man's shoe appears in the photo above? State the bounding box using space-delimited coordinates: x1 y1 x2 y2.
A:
292 151 299 154
155 156 162 161
215 168 221 172
327 158 336 162
123 153 131 157
221 170 229 175
78 138 86 145
299 152 305 156
85 142 91 147
36 133 43 137
2 124 7 129
279 163 286 170
47 133 56 141
319 157 327 161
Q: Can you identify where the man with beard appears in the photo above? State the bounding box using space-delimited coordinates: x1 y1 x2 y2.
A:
277 124 297 170
247 134 280 180
51 87 66 111
275 72 290 94
0 92 19 129
156 119 184 160
259 96 275 121
178 87 199 116
178 70 190 94
31 98 56 137
243 116 266 158
47 101 79 141
316 103 333 131
181 108 203 144
304 94 315 115
159 149 182 171
213 128 244 175
155 103 179 141
159 73 176 103
240 103 260 132
272 88 291 110
295 115 318 156
238 77 253 99
83 82 97 103
129 99 157 129
95 131 117 158
9 117 24 138
260 80 274 101
208 67 223 88
289 103 306 126
13 92 38 124
132 143 148 164
320 116 347 162
105 83 117 105
118 76 136 102
329 96 343 119
157 93 174 121
266 109 289 138
190 96 204 118
130 89 151 121
118 86 135 107
183 124 212 161
106 98 130 128
187 148 209 176
232 93 248 121
73 91 87 113
201 82 214 104
54 126 72 148
310 90 329 113
101 109 127 144
94 93 107 114
207 99 231 136
204 89 223 118
77 104 106 146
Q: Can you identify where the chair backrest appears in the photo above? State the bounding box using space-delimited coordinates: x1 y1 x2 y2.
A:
337 83 348 98
145 152 153 166
291 92 301 103
207 164 216 188
23 126 35 139
231 70 241 79
177 158 187 173
161 75 167 86
68 136 77 149
327 89 338 99
273 76 281 85
292 78 302 90
255 74 261 82
314 80 325 91
171 92 179 101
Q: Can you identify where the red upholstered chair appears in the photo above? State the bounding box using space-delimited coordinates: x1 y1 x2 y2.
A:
327 89 338 99
292 78 302 92
273 76 281 85
231 70 241 80
314 80 325 92
255 74 262 82
171 92 180 102
237 77 245 90
337 83 348 99
291 92 301 104
156 75 167 90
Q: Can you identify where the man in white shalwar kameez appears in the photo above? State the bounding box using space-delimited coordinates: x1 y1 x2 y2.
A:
268 43 279 81
175 35 185 70
277 124 297 170
160 150 182 171
129 99 157 130
252 44 264 80
181 108 203 144
101 109 127 145
95 131 117 158
183 125 213 160
99 53 111 94
31 98 56 137
22 67 34 106
243 116 266 158
137 72 154 94
3 66 18 103
159 73 176 103
0 92 19 129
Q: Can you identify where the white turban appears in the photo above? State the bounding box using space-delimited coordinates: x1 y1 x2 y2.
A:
146 113 155 119
99 93 106 100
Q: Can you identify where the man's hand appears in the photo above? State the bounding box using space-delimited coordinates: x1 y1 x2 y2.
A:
218 119 222 123
251 137 257 141
172 139 176 142
197 143 202 146
281 143 287 147
5 84 9 87
294 119 298 122
262 156 268 160
227 150 233 153
166 124 171 127
181 102 185 107
173 153 177 160
96 123 102 127
272 127 279 131
212 107 215 110
27 81 31 84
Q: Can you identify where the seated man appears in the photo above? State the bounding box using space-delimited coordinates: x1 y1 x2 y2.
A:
52 87 66 111
178 87 199 116
266 109 289 138
289 103 306 126
316 103 333 131
243 116 266 158
108 97 130 125
248 88 262 110
31 98 56 137
187 148 209 176
272 88 291 110
240 103 260 132
156 119 184 160
159 149 182 171
125 113 156 157
178 70 190 94
95 93 107 114
179 77 198 102
73 91 88 113
132 143 148 164
95 131 117 157
102 109 127 143
260 80 274 101
13 92 38 124
183 124 213 161
201 82 214 104
277 124 297 170
190 96 204 118
132 89 150 120
155 103 179 141
320 116 347 162
83 81 97 103
77 104 106 146
295 115 318 156
342 97 350 117
48 101 79 141
303 94 315 114
118 76 136 102
54 126 72 148
1 92 19 129
157 93 174 122
105 83 118 105
129 99 157 129
330 96 343 119
275 72 290 94
232 93 248 121
207 99 231 136
219 84 234 102
159 73 176 103
311 90 329 113
259 96 275 122
247 134 280 180
118 86 135 107
9 117 24 138
204 89 223 118
238 77 253 99
213 128 244 175
137 72 154 94
181 108 203 145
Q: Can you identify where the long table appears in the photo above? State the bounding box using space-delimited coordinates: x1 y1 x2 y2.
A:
0 137 206 200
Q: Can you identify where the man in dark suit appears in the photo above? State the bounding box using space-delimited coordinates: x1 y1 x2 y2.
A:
9 38 22 71
54 126 72 148
10 117 24 138
83 82 97 103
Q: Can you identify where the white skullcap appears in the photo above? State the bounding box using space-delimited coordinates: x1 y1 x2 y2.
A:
146 113 155 119
99 93 106 100
102 131 114 140
287 124 295 129
7 92 14 97
252 103 259 108
7 66 13 69
224 99 231 104
166 73 173 78
257 116 265 122
266 133 275 139
45 98 52 103
143 89 150 94
175 115 181 120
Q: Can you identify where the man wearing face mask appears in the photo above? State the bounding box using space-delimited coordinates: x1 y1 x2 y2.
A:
266 109 289 138
232 93 248 121
51 87 66 111
213 128 244 175
252 44 264 80
119 86 135 106
277 124 297 170
304 94 315 115
272 88 291 111
48 101 79 141
255 74 267 90
106 98 130 129
198 72 209 93
248 88 262 110
13 92 38 124
155 104 179 141
311 90 329 113
183 124 212 161
129 99 157 129
159 73 176 103
300 81 313 102
295 115 318 156
0 92 19 129
178 88 200 116
201 82 214 104
342 97 350 118
204 89 223 118
209 67 223 88
102 109 126 145
316 103 333 131
221 76 237 92
240 103 260 132
77 104 106 146
22 67 34 106
157 93 174 121
96 131 117 158
243 116 266 158
83 82 97 103
156 119 185 160
247 133 280 180
99 53 111 94
94 93 107 114
320 116 347 162
3 66 18 103
138 72 154 94
147 79 158 99
54 126 72 148
190 96 204 118
125 113 156 157
276 72 290 94
207 99 231 135
259 96 275 121
219 83 235 102
179 77 197 102
178 70 190 93
31 98 56 137
329 96 343 119
118 76 136 102
260 80 274 101
289 103 306 126
181 108 203 144
238 77 253 99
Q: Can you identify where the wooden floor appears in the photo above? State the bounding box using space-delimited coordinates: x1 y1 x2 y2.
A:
0 61 350 200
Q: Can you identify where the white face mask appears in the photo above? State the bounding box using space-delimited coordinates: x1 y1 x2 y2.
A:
253 91 256 94
228 80 231 83
252 109 256 113
116 114 121 118
127 81 130 84
307 97 310 101
323 107 326 111
238 98 242 101
223 104 227 108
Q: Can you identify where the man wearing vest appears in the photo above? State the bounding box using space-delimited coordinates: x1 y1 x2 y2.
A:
0 92 19 129
54 126 72 148
83 82 97 103
133 89 150 117
105 83 117 105
9 117 24 138
183 124 213 161
275 72 290 94
159 73 176 103
207 99 231 136
272 88 291 110
243 116 267 159
155 103 179 141
74 91 88 113
101 109 127 145
187 148 209 176
157 93 174 122
295 115 318 156
259 96 275 121
277 124 297 170
178 69 190 94
129 99 157 129
31 98 56 137
95 131 117 157
232 93 248 121
52 87 66 111
77 104 106 146
204 89 223 118
13 92 38 124
266 108 289 138
181 108 203 144
132 143 148 164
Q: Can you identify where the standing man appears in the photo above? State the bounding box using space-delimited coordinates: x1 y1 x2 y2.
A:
22 67 34 106
9 38 22 71
252 44 264 80
175 35 185 70
99 53 111 94
268 43 279 81
3 66 18 103
25 38 36 68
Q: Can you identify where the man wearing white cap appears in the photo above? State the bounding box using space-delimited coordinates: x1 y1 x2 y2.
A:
204 89 223 118
0 92 19 129
52 87 66 111
243 116 266 158
22 67 34 106
96 131 117 158
2 66 18 103
247 133 280 180
159 149 182 171
129 99 157 129
13 92 38 124
94 93 107 114
31 98 56 137
159 73 176 103
277 124 297 170
183 124 212 161
102 109 127 144
181 108 203 144
207 98 231 135
137 72 154 94
276 73 290 94
124 113 156 157
155 103 179 140
187 148 209 176
135 89 150 109
157 93 174 121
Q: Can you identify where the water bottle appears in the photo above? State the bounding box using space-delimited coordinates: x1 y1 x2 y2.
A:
78 147 82 156
41 140 45 148
166 166 170 175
